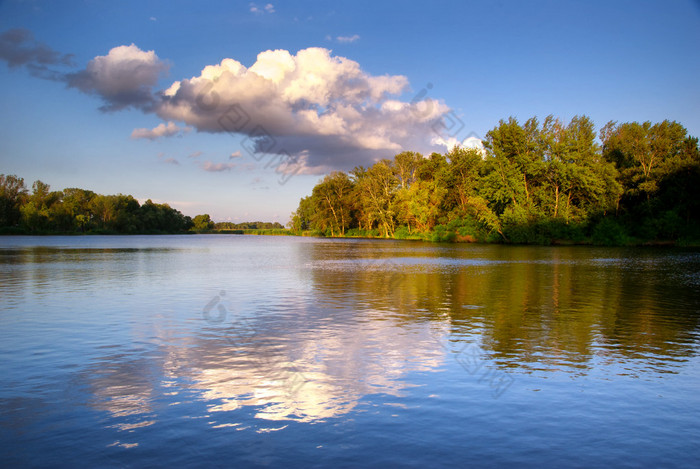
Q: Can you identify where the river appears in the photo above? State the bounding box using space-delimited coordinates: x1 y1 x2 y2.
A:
1 235 699 467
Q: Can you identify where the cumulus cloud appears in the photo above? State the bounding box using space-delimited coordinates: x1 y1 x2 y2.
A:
0 28 74 79
131 121 188 140
8 31 455 173
336 34 360 44
155 47 449 172
432 133 486 156
67 44 169 111
200 161 237 172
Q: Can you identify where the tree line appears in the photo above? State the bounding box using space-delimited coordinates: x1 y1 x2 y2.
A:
290 116 700 245
0 178 290 235
214 221 285 230
0 178 196 234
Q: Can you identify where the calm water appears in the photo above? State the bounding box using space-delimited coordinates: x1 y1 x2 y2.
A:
1 235 699 468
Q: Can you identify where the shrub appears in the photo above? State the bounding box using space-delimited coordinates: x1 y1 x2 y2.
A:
431 224 456 243
393 225 411 239
592 218 629 246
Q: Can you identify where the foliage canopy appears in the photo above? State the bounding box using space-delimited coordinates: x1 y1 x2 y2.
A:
290 116 700 244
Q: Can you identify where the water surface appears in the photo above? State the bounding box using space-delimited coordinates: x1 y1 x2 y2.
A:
1 235 699 467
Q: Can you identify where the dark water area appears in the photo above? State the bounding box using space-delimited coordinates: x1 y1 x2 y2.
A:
1 235 699 467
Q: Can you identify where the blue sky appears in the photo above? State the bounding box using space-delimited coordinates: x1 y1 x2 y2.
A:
1 0 698 223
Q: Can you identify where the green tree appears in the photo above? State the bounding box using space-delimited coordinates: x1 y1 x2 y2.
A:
355 160 397 237
63 188 96 231
310 171 354 236
192 213 215 231
482 117 542 210
289 196 314 232
392 151 422 189
444 146 485 218
542 115 620 222
0 174 28 228
20 180 63 232
400 178 446 232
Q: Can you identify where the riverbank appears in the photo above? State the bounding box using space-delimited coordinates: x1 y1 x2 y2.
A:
286 229 700 247
3 226 697 247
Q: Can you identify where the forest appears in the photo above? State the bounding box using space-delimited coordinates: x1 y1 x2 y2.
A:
290 116 700 245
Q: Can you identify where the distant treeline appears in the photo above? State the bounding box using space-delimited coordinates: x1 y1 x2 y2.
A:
0 177 288 235
211 221 288 236
290 116 700 245
0 179 197 234
214 221 285 230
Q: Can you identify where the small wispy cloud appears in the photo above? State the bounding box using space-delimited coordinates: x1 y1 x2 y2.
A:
131 121 189 140
250 177 270 190
163 157 179 165
0 28 75 80
200 161 237 172
188 150 203 158
149 17 157 22
250 3 275 14
336 34 360 44
229 151 242 159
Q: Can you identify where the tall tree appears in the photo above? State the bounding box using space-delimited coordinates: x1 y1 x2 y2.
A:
311 171 354 236
355 160 397 237
444 146 485 217
0 174 28 228
392 151 422 189
289 196 314 232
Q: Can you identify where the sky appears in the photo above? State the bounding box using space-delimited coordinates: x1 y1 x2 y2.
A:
1 0 698 224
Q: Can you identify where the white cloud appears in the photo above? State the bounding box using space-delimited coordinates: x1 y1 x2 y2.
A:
67 44 169 111
63 42 454 173
250 3 274 14
131 121 188 140
155 47 449 172
200 161 237 172
230 151 242 159
336 34 360 44
432 135 460 150
462 135 485 150
432 134 486 157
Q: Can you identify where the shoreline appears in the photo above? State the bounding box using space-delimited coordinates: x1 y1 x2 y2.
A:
2 230 696 248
